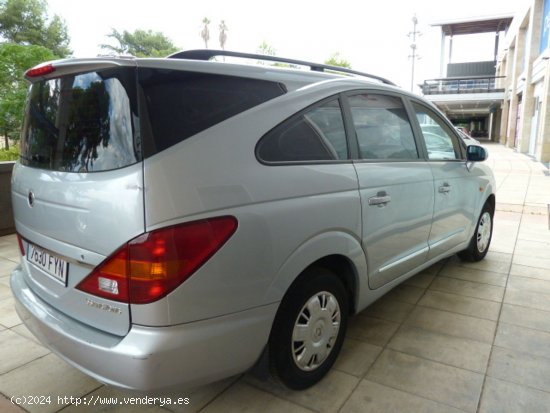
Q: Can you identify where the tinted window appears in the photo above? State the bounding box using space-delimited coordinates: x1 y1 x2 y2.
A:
414 103 460 160
257 98 348 162
139 69 286 154
21 68 138 172
348 94 418 160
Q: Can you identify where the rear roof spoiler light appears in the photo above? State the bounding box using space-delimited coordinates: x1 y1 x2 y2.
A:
25 63 56 78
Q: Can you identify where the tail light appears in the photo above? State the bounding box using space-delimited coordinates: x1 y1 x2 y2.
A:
17 233 25 256
76 216 238 304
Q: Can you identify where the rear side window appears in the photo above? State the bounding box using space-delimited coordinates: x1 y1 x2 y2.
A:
139 69 286 155
257 97 348 162
21 68 138 172
348 94 418 160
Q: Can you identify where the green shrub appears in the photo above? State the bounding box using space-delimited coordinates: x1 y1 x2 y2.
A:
0 145 20 161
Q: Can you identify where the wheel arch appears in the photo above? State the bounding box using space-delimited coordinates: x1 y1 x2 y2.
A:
263 231 367 316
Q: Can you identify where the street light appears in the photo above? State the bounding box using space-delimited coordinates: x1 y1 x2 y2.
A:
408 14 421 93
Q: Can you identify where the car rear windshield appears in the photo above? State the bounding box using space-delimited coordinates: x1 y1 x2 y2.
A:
20 67 139 172
138 68 287 155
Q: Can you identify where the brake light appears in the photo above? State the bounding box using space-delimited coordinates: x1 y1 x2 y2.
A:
26 63 55 77
17 233 25 256
76 216 238 304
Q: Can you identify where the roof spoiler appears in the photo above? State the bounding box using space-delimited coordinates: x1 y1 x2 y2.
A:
168 49 396 86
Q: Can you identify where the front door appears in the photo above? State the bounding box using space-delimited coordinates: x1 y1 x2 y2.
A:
412 102 478 260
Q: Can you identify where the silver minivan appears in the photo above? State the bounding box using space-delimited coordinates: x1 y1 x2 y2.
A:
11 50 495 392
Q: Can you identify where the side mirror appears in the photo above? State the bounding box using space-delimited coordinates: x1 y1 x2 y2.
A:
466 145 488 162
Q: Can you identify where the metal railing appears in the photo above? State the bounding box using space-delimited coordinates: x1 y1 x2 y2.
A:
421 76 505 95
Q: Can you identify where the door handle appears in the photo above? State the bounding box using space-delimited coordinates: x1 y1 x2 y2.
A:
438 183 451 193
368 191 391 207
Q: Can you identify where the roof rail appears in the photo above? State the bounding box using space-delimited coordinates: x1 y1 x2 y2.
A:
168 49 396 86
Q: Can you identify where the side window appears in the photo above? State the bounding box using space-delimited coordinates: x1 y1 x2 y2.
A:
139 68 286 155
348 94 418 160
257 98 348 162
413 103 461 161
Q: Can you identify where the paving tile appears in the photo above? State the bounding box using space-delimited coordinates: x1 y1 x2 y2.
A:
246 369 358 413
514 239 550 259
58 385 169 413
0 282 11 300
0 394 27 413
202 382 314 413
0 330 49 374
429 276 504 302
166 377 239 413
456 251 512 274
500 304 550 333
518 227 550 244
0 297 22 328
504 288 550 312
509 264 550 281
513 255 550 271
405 306 496 344
438 266 507 287
388 325 491 373
494 210 522 222
418 290 501 321
11 323 42 345
494 323 550 360
0 353 101 413
333 338 382 377
0 244 21 262
362 298 415 323
0 275 10 287
0 259 17 277
340 380 466 413
519 213 549 228
487 346 550 393
479 377 550 413
366 350 484 412
495 203 523 213
347 315 400 346
404 271 436 289
383 284 425 305
507 275 550 294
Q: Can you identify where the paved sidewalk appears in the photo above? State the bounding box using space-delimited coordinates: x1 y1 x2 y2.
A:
1 142 549 413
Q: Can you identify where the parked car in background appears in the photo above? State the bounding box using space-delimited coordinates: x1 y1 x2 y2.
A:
456 127 481 145
11 50 495 392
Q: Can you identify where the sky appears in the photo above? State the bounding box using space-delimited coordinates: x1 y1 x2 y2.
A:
47 0 528 92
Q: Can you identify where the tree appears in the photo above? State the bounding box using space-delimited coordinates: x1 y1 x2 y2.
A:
325 52 351 69
257 40 276 56
200 17 210 48
0 0 70 57
0 43 56 149
218 20 228 50
100 29 178 57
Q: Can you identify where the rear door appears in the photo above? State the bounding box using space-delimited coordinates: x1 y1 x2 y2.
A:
411 101 479 259
346 92 434 289
12 62 143 335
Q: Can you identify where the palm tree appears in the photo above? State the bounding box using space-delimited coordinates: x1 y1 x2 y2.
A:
201 18 210 48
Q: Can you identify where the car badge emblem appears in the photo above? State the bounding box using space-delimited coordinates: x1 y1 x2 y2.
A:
28 191 35 207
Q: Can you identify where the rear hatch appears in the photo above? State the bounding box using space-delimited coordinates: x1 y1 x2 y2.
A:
12 59 143 336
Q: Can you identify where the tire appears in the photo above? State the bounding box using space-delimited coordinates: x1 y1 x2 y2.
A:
458 202 493 262
269 267 348 390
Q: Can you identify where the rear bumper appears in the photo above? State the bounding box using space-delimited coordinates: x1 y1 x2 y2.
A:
11 264 277 392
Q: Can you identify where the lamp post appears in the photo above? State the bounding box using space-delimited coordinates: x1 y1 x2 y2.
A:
408 15 421 93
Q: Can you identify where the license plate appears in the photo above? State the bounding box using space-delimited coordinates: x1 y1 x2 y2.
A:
26 242 69 286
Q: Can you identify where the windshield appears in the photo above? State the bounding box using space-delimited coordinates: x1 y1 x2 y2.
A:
20 67 139 172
